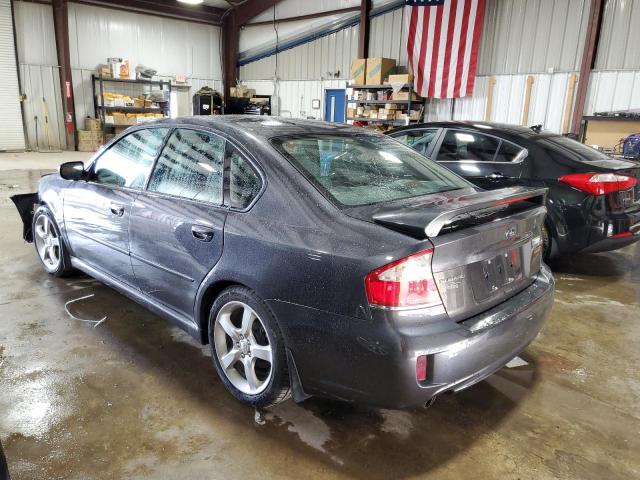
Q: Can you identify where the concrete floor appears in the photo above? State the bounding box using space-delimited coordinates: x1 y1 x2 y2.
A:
0 152 639 480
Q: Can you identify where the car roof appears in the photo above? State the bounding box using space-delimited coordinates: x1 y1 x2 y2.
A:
391 121 556 140
148 115 373 140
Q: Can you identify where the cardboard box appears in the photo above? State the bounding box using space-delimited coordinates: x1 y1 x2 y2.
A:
77 141 100 152
347 107 357 118
84 117 101 131
77 130 102 142
366 58 396 85
386 73 414 85
391 91 421 101
384 103 400 110
369 110 379 119
351 59 367 85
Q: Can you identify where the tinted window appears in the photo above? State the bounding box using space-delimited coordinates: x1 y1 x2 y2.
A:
542 135 611 162
437 130 500 162
228 145 262 209
272 135 469 207
148 129 224 204
494 140 527 163
392 128 439 157
92 128 169 188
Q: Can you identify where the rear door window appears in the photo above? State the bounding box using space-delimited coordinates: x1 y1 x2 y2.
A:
91 128 169 188
227 144 262 209
392 128 440 157
494 140 527 163
437 130 501 162
147 128 224 204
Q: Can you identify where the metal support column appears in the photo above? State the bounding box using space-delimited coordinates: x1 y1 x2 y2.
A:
52 0 76 150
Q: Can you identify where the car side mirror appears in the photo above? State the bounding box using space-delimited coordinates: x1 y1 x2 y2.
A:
59 161 85 181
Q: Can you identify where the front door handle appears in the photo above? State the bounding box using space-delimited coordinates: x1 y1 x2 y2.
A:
110 203 125 216
191 225 214 242
489 171 507 179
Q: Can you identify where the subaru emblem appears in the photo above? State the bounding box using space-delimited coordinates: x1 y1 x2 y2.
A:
505 227 517 239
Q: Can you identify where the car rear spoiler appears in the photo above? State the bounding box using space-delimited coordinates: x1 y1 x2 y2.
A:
372 187 548 238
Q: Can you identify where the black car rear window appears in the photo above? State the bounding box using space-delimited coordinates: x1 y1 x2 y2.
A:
272 135 469 207
542 135 611 162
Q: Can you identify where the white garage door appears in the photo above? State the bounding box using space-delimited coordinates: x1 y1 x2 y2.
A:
0 0 25 151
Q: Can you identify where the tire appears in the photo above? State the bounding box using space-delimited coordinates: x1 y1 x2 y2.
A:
208 286 291 407
32 205 75 277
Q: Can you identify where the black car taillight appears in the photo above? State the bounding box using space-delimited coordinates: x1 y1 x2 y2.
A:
365 249 443 309
559 172 637 195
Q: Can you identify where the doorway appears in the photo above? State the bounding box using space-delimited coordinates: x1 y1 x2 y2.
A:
324 89 346 123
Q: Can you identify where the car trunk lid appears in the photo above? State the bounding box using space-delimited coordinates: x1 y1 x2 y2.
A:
353 186 548 321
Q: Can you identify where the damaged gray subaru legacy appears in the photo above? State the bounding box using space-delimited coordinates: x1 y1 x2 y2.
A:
12 116 554 409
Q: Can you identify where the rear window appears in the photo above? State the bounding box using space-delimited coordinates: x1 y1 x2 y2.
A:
543 135 611 162
272 135 469 207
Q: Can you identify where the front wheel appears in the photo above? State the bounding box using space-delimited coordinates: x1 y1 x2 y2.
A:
209 286 291 407
32 206 74 277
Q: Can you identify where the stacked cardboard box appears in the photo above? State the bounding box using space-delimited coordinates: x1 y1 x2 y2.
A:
350 58 397 85
77 130 103 152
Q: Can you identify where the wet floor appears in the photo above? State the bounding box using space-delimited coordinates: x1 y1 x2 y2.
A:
1 164 639 479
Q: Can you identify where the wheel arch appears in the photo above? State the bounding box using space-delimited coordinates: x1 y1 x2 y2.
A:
196 279 249 345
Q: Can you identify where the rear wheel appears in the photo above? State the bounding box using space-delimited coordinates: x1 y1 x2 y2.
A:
32 206 74 277
209 287 291 407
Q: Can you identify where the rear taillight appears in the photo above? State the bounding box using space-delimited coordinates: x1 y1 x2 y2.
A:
365 249 443 308
559 173 637 195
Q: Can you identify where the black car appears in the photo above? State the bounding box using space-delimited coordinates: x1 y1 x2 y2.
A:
389 122 640 259
13 116 554 409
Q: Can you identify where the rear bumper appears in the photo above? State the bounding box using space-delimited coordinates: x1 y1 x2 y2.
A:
269 265 554 409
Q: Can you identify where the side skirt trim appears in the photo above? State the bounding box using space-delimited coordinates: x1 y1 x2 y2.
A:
70 256 200 339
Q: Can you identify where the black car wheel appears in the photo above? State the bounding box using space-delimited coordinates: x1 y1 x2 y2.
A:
208 286 291 407
32 206 74 277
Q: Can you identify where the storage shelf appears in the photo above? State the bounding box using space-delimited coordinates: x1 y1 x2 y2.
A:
346 99 411 105
92 75 170 87
346 117 417 126
347 84 411 90
97 106 164 113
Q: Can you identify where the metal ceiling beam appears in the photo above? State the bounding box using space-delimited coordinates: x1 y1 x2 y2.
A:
74 0 226 25
245 6 360 27
357 0 370 58
222 0 283 101
52 0 77 149
570 0 604 136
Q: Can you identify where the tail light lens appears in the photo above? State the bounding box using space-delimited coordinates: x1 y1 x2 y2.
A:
365 249 443 308
559 172 637 195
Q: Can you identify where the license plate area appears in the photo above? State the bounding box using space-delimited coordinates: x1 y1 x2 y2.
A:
469 248 524 302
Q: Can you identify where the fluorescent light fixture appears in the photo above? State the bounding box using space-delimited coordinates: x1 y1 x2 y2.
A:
177 0 203 4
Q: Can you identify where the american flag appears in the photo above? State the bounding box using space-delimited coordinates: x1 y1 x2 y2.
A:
406 0 486 98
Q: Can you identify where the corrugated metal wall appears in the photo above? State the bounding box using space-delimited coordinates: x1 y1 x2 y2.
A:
428 72 578 133
242 79 347 118
595 0 640 70
478 0 590 74
240 24 359 81
68 3 223 124
586 70 640 114
13 1 66 151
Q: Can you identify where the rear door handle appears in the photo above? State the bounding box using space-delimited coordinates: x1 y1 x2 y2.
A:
489 172 507 179
110 203 125 216
191 225 214 242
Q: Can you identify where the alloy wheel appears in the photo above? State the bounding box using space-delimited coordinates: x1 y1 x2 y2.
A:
34 215 61 271
213 301 273 395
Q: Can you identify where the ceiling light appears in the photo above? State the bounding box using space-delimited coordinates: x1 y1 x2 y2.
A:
177 0 204 4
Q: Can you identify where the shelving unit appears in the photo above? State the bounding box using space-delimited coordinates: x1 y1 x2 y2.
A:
345 82 423 128
91 75 172 139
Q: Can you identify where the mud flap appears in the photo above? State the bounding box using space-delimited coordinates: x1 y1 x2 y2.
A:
10 192 39 243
